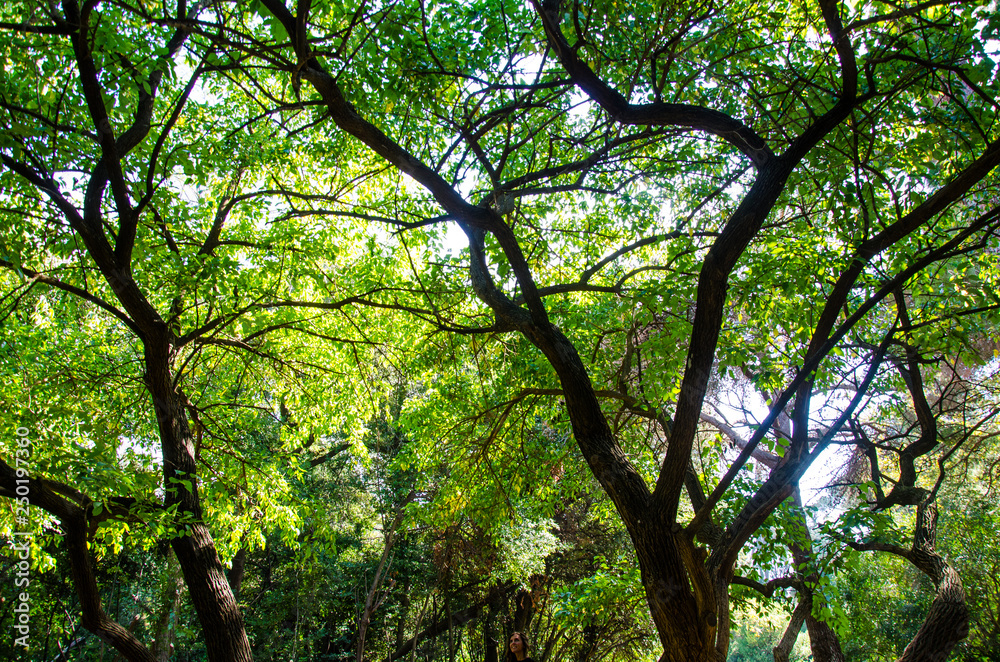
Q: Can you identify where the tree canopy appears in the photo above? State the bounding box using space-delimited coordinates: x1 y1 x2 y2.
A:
1 1 999 661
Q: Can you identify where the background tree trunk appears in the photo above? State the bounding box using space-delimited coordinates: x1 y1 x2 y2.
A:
228 548 248 604
150 552 185 662
773 599 809 662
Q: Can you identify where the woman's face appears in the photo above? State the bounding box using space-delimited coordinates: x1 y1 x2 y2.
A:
509 633 524 655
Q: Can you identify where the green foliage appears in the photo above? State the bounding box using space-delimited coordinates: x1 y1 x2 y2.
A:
551 555 641 626
2 0 1000 660
728 609 811 662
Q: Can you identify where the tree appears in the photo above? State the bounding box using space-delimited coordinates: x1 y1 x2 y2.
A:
229 0 1000 660
0 1 253 647
0 2 403 660
3 1 999 661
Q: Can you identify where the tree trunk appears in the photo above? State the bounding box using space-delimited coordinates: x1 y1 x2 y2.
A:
483 582 502 662
803 609 844 662
228 548 248 603
170 525 252 662
896 563 968 662
146 340 253 662
484 634 499 662
394 579 411 654
631 526 718 662
772 599 808 662
512 588 533 633
64 515 158 662
150 552 185 662
896 502 969 662
0 460 157 662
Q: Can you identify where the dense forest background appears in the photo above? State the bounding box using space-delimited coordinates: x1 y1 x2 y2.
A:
1 0 999 661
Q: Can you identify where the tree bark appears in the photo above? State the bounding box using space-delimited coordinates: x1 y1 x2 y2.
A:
788 491 844 662
896 501 969 662
896 563 969 662
483 582 503 662
512 587 534 633
146 340 253 662
251 2 996 660
0 2 257 658
803 608 844 662
394 579 411 654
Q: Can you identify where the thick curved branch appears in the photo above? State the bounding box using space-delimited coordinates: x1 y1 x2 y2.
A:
788 144 1000 462
654 163 793 520
690 200 999 542
731 574 801 598
0 156 157 333
62 0 203 269
530 0 773 168
782 0 862 164
0 458 158 662
846 500 970 661
773 598 811 662
63 0 136 260
889 291 938 490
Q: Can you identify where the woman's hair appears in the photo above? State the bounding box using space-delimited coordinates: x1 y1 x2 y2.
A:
507 631 530 661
